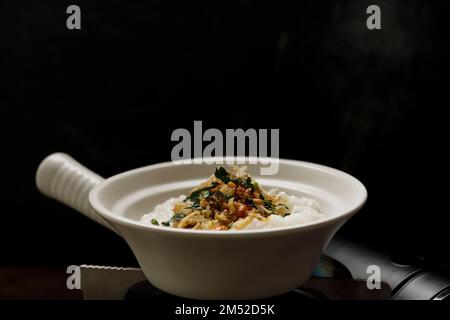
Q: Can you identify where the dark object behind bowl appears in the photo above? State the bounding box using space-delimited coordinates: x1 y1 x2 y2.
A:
325 236 450 300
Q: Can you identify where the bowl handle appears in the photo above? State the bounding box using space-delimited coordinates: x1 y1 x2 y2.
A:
36 153 117 233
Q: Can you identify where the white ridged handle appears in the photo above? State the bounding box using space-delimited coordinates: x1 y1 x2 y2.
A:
36 153 116 233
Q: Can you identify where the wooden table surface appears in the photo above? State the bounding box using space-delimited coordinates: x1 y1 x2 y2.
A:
1 267 391 300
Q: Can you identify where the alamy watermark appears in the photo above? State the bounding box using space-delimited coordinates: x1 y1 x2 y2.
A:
366 265 382 290
66 265 81 290
66 4 381 32
171 121 280 175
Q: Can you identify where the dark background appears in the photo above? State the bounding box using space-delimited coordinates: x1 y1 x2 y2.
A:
0 0 448 271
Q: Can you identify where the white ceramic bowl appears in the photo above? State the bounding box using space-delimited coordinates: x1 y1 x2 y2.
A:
36 153 367 299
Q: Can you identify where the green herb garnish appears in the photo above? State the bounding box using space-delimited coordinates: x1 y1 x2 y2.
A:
241 177 252 189
185 187 211 203
185 204 204 210
184 182 218 204
161 213 186 226
264 200 275 211
241 177 258 190
172 213 185 221
214 167 231 183
151 219 159 226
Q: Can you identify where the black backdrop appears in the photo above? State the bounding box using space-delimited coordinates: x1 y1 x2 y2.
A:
1 1 449 270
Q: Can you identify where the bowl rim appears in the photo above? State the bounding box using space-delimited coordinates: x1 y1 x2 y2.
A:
89 157 367 237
